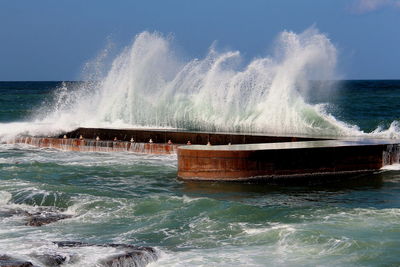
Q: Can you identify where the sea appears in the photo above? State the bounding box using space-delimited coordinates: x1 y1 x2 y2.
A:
0 80 399 267
0 31 400 266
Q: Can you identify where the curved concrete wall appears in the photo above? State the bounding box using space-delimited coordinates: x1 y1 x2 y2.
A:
177 140 400 183
8 128 400 184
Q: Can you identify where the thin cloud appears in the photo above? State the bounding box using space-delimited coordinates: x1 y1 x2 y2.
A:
351 0 400 13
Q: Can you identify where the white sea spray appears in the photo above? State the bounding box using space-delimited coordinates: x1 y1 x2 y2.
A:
1 28 399 141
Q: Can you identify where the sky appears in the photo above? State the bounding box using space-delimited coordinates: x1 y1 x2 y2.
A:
0 0 399 81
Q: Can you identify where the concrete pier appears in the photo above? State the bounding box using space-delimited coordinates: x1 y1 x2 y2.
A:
177 139 400 183
8 127 400 183
62 127 326 145
10 136 178 154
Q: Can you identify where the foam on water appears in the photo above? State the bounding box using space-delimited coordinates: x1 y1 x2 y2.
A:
1 28 399 141
0 191 12 205
0 166 399 266
149 205 400 266
0 179 158 266
382 163 400 170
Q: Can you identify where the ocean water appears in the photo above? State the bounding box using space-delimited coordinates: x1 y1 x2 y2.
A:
1 30 400 266
0 81 400 266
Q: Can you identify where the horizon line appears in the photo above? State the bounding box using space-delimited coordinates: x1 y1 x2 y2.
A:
1 79 400 82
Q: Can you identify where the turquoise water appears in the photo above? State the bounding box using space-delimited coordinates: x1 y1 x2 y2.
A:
0 81 400 266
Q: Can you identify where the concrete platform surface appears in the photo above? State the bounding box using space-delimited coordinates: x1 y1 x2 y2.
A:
178 138 400 151
178 138 400 183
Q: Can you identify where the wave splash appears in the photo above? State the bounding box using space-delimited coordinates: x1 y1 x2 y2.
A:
49 28 346 135
1 28 399 139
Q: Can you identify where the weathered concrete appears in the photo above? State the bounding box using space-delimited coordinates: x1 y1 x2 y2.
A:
60 127 326 145
9 127 325 155
177 139 400 183
9 137 178 154
8 127 400 183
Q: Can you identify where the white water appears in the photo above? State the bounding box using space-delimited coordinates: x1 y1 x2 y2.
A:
1 144 400 266
1 27 400 141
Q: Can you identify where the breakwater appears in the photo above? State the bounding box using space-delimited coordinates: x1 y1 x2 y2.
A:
8 127 325 155
9 136 178 154
8 127 400 183
178 139 400 183
62 127 324 145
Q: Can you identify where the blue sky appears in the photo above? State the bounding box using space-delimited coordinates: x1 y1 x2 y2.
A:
0 0 399 80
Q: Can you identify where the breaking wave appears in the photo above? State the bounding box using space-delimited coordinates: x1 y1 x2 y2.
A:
1 27 399 140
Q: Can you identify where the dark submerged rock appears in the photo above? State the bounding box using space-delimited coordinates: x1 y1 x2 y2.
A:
102 250 157 267
53 241 87 247
0 255 34 267
0 208 30 218
31 254 66 266
53 242 158 267
100 244 157 267
25 212 72 227
0 206 72 227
